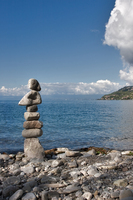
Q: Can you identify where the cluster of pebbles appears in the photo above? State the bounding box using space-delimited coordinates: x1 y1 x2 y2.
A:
0 147 133 200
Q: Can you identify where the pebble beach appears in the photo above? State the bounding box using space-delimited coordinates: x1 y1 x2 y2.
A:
1 147 133 200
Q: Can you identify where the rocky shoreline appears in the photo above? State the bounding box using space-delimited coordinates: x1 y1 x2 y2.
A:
1 147 133 200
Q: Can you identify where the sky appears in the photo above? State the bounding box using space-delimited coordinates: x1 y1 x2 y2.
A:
0 0 133 96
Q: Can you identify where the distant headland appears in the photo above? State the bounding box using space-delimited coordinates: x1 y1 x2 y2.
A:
99 86 133 100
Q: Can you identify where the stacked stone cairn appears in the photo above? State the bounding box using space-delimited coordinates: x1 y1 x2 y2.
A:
18 78 45 161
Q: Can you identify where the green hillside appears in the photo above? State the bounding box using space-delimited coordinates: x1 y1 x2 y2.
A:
100 86 133 100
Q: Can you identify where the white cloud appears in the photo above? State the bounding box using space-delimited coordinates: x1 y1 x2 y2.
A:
119 67 133 85
0 85 29 96
0 80 121 96
104 0 133 84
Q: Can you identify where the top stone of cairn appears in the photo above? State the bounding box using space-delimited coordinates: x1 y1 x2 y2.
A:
28 78 41 91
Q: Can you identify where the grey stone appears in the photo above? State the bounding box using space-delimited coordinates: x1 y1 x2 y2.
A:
47 191 59 199
63 185 81 194
18 90 42 106
42 183 65 188
75 191 83 197
23 121 43 129
113 179 128 187
24 138 45 161
0 153 9 160
12 169 21 176
9 189 23 200
0 159 4 167
26 105 38 112
82 192 92 200
111 191 120 198
56 147 69 153
33 186 41 192
23 180 37 192
28 78 41 91
87 165 98 176
41 175 60 184
22 128 43 138
22 192 36 200
3 185 19 197
51 159 64 167
56 153 66 159
4 176 20 187
41 190 48 200
65 150 81 157
119 190 133 200
24 112 40 121
68 160 77 168
21 165 35 174
82 149 96 157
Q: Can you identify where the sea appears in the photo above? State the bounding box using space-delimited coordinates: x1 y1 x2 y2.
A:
1 96 133 153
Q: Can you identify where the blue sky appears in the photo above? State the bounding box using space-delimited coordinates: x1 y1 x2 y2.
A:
0 0 132 96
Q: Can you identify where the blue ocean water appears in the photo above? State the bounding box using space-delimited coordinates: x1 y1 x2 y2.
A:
0 98 133 153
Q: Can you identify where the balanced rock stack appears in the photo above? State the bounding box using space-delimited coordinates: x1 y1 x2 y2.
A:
18 78 45 161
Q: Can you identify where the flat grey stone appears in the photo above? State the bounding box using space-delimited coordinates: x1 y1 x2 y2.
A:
22 129 43 138
51 160 64 168
26 105 38 112
22 192 36 200
24 112 40 121
23 180 37 192
4 176 20 187
0 153 9 160
23 121 43 129
41 175 60 184
87 166 98 176
111 191 120 198
62 185 81 194
28 78 41 91
65 150 81 157
120 190 133 200
24 138 45 161
3 185 19 197
9 189 23 200
21 166 35 175
113 179 128 187
18 90 42 106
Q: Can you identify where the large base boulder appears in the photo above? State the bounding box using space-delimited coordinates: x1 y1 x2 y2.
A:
24 138 45 161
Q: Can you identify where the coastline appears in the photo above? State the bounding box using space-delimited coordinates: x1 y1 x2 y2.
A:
1 147 133 199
